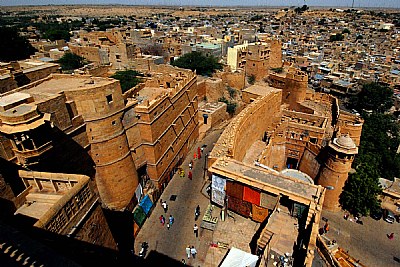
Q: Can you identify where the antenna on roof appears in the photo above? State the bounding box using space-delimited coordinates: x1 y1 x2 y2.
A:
351 0 355 8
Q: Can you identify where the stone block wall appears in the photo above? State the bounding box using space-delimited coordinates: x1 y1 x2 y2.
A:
0 75 18 94
317 152 353 211
69 45 103 64
210 90 282 162
134 75 198 185
298 144 321 180
63 78 138 210
337 113 363 146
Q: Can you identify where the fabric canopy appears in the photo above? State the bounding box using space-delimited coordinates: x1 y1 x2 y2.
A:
133 206 146 227
226 180 244 200
139 194 153 215
228 196 251 218
220 247 259 267
252 204 269 223
243 186 261 205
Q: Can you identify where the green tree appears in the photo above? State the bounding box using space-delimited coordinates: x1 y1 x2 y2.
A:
58 52 86 71
329 33 344 42
349 83 393 113
355 113 400 179
171 52 222 76
342 28 351 34
339 164 382 216
248 74 256 85
43 29 71 41
0 27 36 61
218 96 237 116
111 70 143 93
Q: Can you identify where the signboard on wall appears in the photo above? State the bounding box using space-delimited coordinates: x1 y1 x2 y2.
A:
211 174 226 206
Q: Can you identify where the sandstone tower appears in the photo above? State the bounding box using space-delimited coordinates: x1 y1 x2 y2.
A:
269 39 283 69
70 79 139 210
282 68 308 108
317 134 358 211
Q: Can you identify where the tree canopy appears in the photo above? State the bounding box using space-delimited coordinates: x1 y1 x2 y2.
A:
349 83 393 113
0 27 36 62
329 33 344 42
171 52 222 76
43 29 71 41
340 82 398 215
111 70 143 93
340 164 382 216
57 52 86 71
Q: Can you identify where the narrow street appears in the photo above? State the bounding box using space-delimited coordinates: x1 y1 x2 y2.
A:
321 210 400 266
135 128 223 266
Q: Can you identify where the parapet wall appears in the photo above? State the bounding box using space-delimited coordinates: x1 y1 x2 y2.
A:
210 90 282 162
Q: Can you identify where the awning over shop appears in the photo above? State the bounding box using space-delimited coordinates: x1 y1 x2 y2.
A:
220 247 259 267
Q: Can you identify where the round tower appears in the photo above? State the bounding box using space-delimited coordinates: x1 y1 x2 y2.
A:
317 134 358 211
68 77 139 210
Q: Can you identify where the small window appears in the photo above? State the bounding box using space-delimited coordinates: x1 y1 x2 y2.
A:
253 63 255 66
112 121 116 125
310 137 317 144
116 54 121 59
106 94 113 104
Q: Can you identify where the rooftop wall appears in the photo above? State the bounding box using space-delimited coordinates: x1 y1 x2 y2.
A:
210 89 282 162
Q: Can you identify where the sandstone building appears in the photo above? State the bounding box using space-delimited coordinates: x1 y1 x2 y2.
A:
14 170 116 250
0 60 59 94
227 40 283 81
208 67 363 265
0 65 197 211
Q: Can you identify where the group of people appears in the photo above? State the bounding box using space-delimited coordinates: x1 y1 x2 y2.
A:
158 214 175 229
185 245 198 259
159 199 175 229
159 146 206 263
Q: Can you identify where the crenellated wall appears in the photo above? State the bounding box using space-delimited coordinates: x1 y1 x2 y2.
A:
337 112 363 146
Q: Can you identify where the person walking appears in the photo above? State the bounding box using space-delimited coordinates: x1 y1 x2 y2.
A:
169 215 174 226
388 233 394 240
159 215 165 226
197 146 201 159
189 161 193 170
167 223 170 230
195 205 200 220
194 224 199 238
188 171 192 180
162 200 168 213
323 222 330 234
190 246 197 259
185 245 191 259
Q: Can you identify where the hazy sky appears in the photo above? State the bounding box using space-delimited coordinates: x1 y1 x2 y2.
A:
1 0 399 8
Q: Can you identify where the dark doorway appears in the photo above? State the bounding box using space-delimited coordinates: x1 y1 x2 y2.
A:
286 157 298 169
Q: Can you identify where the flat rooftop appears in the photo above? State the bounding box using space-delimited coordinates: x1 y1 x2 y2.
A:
15 202 56 220
136 86 169 104
243 84 280 97
211 158 321 203
21 75 115 101
0 92 32 110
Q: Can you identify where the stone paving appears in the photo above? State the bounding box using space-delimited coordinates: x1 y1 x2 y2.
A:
203 208 259 267
266 207 298 256
135 128 223 266
320 210 400 267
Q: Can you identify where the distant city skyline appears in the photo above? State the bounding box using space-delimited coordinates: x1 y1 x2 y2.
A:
1 0 400 8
